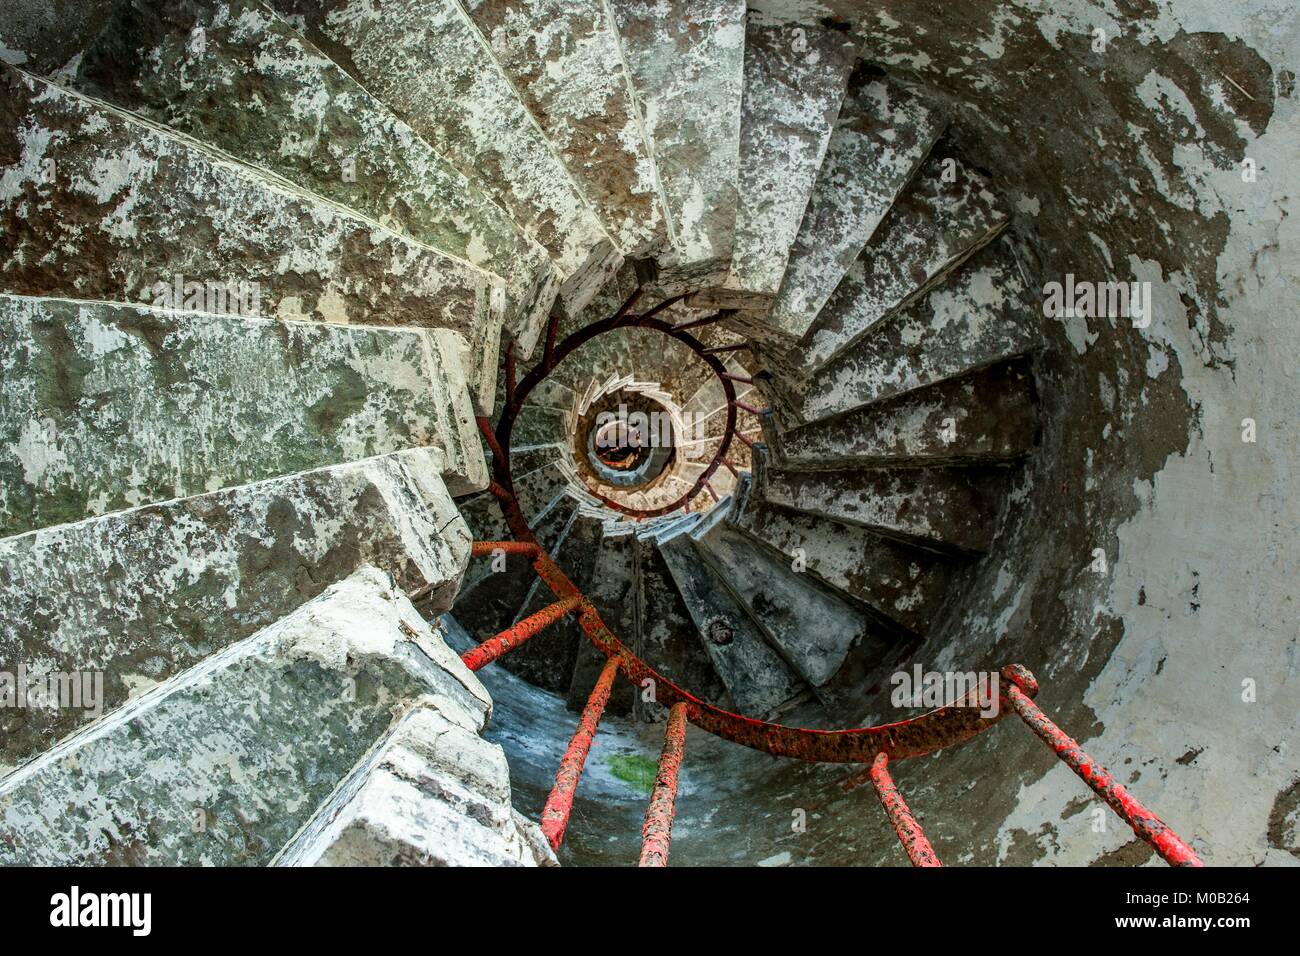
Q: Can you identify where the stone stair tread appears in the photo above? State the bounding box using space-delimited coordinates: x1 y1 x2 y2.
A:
610 0 745 284
693 520 887 691
0 447 469 769
459 0 666 256
727 17 859 299
786 238 1037 425
768 71 942 340
66 0 557 357
634 535 732 719
276 701 555 867
276 0 622 315
798 150 1009 373
729 496 954 637
0 295 486 537
657 533 805 719
0 566 489 865
0 68 506 411
761 463 1007 554
773 359 1037 469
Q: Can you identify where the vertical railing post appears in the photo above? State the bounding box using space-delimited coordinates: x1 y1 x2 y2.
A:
1003 678 1203 867
541 657 621 851
638 701 689 867
868 752 942 867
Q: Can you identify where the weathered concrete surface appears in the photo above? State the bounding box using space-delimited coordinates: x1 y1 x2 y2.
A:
64 0 557 355
276 700 555 866
0 567 490 865
798 151 1008 372
786 240 1037 424
567 530 638 715
658 533 805 718
768 70 941 339
275 0 622 314
610 0 745 283
694 521 881 690
0 296 486 536
774 360 1036 468
460 0 666 255
728 16 859 298
634 535 731 719
762 464 1004 554
0 447 469 768
0 68 506 406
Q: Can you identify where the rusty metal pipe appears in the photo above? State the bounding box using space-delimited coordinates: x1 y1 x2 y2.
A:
639 701 690 867
541 657 621 851
470 540 540 558
868 752 942 867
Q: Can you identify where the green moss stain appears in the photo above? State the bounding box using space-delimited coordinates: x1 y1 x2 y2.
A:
607 753 658 794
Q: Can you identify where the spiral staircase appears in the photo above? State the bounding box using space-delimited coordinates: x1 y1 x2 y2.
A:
0 0 1231 867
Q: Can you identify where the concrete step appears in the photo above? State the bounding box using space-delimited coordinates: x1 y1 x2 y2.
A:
634 535 732 720
0 67 506 411
276 0 622 315
513 403 571 449
0 566 491 865
275 699 555 866
65 0 557 358
692 520 890 693
458 0 667 256
798 150 1009 373
0 295 486 537
566 529 638 717
610 0 745 285
0 447 468 769
768 71 942 340
784 239 1038 425
772 360 1037 469
726 16 859 302
657 533 805 719
730 460 954 637
761 464 1007 555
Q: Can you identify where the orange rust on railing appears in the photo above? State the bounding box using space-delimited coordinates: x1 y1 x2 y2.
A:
541 657 620 851
639 701 690 867
460 595 581 672
869 753 942 867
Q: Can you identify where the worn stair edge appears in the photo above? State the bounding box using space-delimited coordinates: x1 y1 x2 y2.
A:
0 566 489 865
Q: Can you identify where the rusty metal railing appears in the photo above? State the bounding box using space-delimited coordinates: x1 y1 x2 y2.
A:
454 290 1202 868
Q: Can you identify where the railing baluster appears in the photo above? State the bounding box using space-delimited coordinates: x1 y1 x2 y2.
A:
1003 678 1203 867
541 657 621 851
470 540 540 558
868 752 942 867
460 595 582 672
639 701 690 867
